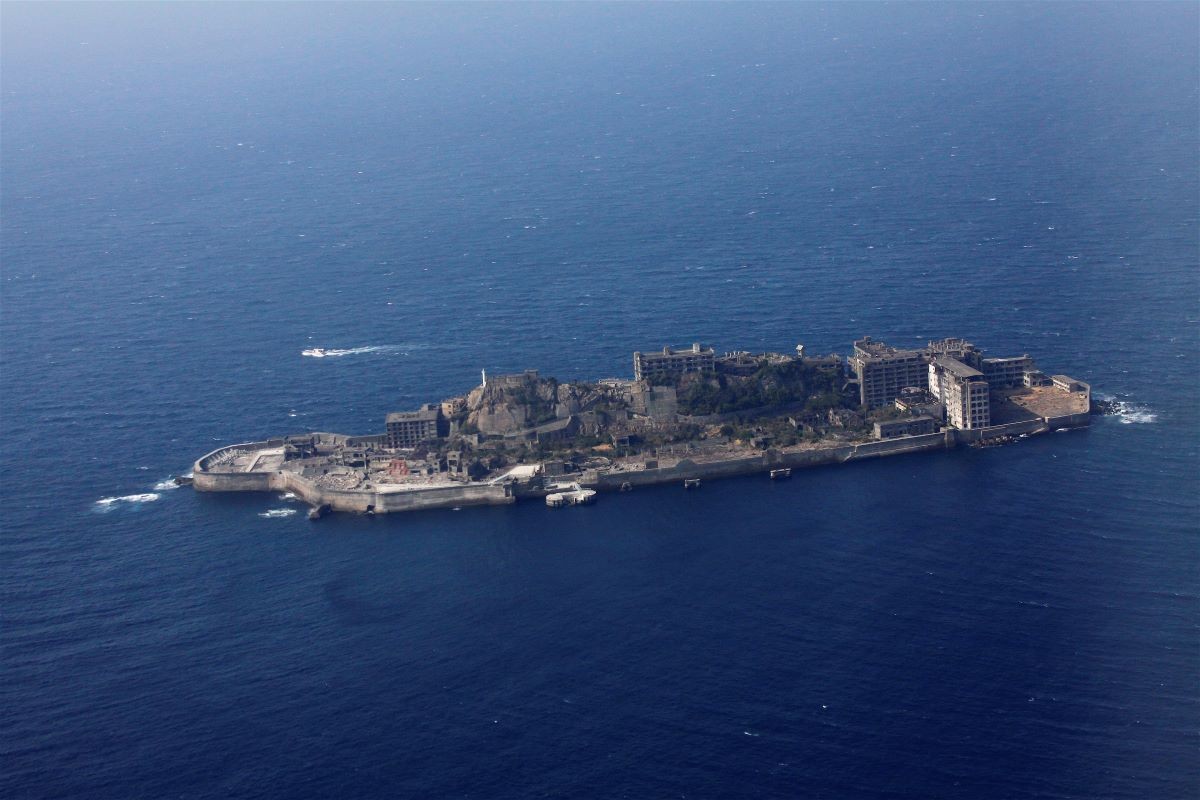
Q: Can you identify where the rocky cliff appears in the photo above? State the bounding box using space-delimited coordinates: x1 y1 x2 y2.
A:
463 374 627 436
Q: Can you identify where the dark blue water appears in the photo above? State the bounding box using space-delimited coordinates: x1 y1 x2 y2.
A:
3 4 1197 798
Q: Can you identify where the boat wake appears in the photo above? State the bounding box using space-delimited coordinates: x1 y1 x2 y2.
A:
302 345 401 358
95 493 160 510
100 471 194 508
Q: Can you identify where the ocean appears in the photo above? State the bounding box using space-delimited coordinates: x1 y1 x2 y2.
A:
2 3 1197 797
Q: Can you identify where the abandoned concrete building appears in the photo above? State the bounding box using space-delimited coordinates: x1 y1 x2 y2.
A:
894 387 944 420
633 343 715 381
928 357 991 430
385 404 443 449
926 337 983 369
873 415 938 439
982 354 1038 388
849 337 929 409
849 336 1051 431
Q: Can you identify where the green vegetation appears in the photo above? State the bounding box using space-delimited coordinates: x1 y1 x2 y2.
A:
676 361 845 416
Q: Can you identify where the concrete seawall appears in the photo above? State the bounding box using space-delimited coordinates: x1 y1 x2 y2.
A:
194 414 1088 514
193 442 275 492
193 442 514 513
271 470 514 513
583 416 1074 491
582 435 947 491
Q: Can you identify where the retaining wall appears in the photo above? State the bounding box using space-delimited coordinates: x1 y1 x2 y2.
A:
194 441 514 513
193 441 275 491
194 412 1091 512
585 432 952 491
192 470 274 493
584 413 1089 492
1045 412 1091 429
272 470 512 513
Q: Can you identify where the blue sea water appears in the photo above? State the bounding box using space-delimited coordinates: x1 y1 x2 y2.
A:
2 3 1197 798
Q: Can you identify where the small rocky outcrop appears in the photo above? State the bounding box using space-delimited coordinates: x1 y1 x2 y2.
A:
465 373 560 435
461 375 631 437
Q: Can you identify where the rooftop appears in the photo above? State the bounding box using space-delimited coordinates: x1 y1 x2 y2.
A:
927 337 978 353
932 356 984 380
1051 375 1090 391
386 404 440 423
637 343 713 357
875 414 937 430
852 337 922 360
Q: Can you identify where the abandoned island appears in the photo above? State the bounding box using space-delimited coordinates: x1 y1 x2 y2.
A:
192 336 1094 518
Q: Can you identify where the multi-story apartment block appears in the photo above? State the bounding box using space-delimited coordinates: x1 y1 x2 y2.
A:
849 337 929 408
385 404 443 449
927 337 983 369
982 355 1037 388
929 357 991 430
633 343 715 382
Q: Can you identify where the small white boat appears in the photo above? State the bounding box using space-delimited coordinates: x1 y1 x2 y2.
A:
302 348 328 358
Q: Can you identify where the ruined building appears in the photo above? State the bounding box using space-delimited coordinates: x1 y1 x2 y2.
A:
849 337 928 409
633 343 715 382
928 357 991 430
385 404 443 449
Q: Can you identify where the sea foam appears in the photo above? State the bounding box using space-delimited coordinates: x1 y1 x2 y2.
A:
95 493 161 509
1099 395 1158 425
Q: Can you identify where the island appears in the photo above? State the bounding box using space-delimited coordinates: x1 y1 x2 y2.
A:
191 336 1094 518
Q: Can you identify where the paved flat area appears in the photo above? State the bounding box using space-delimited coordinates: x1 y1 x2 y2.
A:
248 450 285 472
993 386 1088 422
